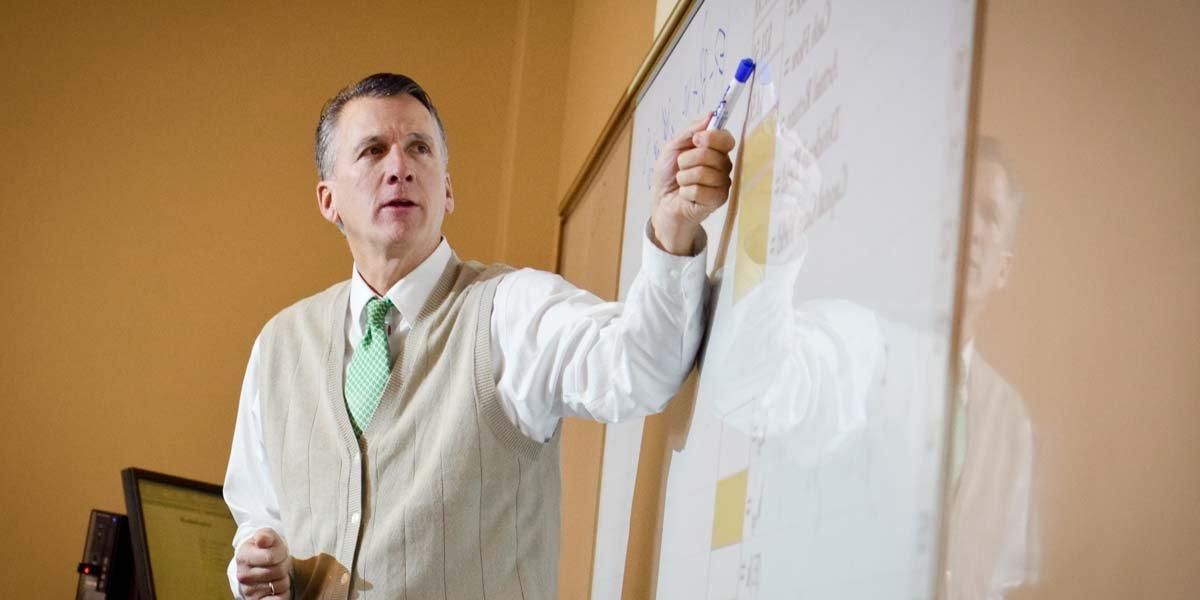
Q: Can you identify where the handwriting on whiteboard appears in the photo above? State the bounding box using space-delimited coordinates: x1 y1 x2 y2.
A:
640 9 733 193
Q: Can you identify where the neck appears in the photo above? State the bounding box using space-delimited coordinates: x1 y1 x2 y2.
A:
352 239 438 296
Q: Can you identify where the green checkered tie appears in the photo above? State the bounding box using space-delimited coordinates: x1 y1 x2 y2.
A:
345 296 393 436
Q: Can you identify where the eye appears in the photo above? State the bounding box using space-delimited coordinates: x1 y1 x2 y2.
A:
414 142 431 155
361 145 384 158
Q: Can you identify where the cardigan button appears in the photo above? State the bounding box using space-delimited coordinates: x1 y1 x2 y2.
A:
340 572 350 585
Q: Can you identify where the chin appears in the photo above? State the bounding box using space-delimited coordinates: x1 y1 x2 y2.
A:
385 232 436 252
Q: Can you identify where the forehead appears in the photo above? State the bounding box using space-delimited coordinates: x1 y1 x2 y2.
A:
973 159 1012 206
336 95 438 145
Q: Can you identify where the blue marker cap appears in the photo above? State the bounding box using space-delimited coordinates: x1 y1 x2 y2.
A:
734 58 756 83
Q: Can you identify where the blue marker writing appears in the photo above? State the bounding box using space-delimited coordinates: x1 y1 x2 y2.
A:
707 58 757 131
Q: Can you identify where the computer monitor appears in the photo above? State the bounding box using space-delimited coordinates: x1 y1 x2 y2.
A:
121 468 238 600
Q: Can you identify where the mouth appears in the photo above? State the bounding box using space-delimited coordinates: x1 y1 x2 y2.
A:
379 198 419 211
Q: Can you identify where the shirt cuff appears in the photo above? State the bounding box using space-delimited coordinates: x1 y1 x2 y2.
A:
641 220 708 303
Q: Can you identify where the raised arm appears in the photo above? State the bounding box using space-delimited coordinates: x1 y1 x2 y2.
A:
489 116 735 441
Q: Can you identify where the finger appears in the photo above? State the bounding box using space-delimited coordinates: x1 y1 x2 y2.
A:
677 147 733 173
680 184 730 209
254 529 279 548
662 127 699 154
237 563 288 585
691 128 736 153
237 544 288 568
237 544 274 566
239 581 268 600
236 564 275 581
662 115 715 154
263 543 288 565
259 576 291 600
236 545 272 567
241 580 285 600
676 165 731 188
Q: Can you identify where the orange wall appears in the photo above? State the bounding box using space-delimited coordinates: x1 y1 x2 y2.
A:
494 0 575 272
977 1 1200 597
0 2 581 597
555 0 656 199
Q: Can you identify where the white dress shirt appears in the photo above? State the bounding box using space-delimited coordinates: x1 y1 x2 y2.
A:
224 227 707 596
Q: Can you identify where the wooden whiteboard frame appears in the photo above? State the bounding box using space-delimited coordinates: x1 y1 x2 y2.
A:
555 0 699 225
935 1 989 598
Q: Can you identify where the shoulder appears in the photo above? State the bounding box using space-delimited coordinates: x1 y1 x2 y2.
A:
491 266 589 308
455 262 576 300
261 279 350 340
974 356 1026 406
973 354 1033 440
458 260 517 285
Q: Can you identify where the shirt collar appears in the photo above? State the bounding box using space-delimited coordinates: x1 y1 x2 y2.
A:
349 238 453 331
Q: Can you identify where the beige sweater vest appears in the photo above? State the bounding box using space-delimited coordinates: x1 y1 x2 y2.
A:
256 256 562 600
941 356 1036 599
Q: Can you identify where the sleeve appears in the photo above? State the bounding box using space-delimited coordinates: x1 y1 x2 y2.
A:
223 334 286 599
490 222 708 442
992 414 1039 595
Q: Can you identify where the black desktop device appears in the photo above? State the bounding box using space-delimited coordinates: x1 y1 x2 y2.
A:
75 509 135 600
121 468 239 600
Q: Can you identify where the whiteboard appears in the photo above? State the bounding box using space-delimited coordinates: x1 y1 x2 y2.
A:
594 0 977 597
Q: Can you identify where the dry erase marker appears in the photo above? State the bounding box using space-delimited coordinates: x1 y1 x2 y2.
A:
707 58 757 131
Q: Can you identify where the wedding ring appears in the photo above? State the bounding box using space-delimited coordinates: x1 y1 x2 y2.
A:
269 581 276 595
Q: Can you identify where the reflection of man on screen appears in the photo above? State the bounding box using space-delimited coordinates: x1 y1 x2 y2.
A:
656 126 1043 596
943 136 1038 599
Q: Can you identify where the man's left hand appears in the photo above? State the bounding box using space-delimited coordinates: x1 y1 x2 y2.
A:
649 115 737 255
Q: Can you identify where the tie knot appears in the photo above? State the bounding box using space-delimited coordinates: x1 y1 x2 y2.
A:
365 297 392 330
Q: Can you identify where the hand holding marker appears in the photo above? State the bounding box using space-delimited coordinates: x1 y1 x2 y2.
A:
708 58 757 131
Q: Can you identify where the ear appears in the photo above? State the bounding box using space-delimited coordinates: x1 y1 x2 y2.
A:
316 180 341 230
443 171 455 215
996 250 1014 289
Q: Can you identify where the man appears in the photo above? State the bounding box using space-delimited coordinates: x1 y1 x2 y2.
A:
223 73 734 599
942 135 1038 599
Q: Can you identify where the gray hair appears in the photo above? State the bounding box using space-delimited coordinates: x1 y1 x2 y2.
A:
315 73 449 180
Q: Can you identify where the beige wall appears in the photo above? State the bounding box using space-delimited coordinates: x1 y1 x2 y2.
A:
555 0 656 200
977 1 1200 597
0 1 585 597
0 0 660 596
494 0 575 272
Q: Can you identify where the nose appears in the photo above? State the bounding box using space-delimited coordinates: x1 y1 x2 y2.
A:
384 147 415 184
387 171 415 185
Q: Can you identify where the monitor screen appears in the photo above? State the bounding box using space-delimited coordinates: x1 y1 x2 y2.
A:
122 468 238 599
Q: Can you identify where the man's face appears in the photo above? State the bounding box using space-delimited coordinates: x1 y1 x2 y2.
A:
965 158 1015 306
318 95 453 261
